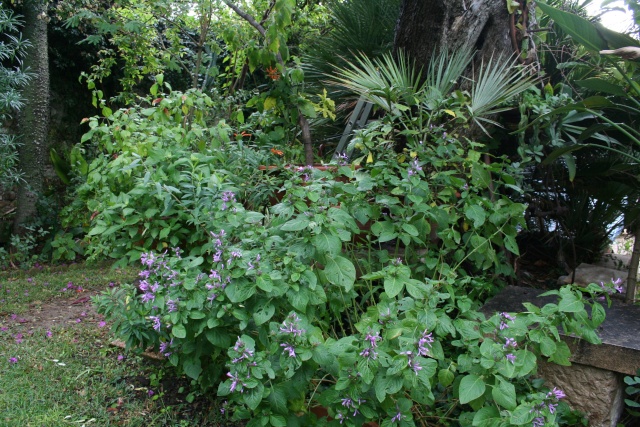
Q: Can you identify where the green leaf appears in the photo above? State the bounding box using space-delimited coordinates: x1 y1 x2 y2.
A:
549 341 572 366
472 406 501 427
591 302 606 327
243 382 264 410
558 290 585 313
459 374 486 404
438 369 455 387
576 78 626 96
465 205 487 228
492 377 516 410
172 324 186 339
313 232 342 255
540 336 557 357
510 403 535 425
471 166 492 189
253 302 275 325
324 255 356 291
225 279 256 303
183 358 202 380
280 216 310 231
384 275 405 298
270 415 287 427
401 223 419 236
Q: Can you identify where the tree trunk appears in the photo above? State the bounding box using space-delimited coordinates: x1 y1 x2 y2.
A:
13 0 50 235
394 0 513 66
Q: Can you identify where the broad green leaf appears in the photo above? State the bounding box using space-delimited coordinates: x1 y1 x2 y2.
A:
540 336 557 357
172 323 186 339
558 291 585 313
253 302 275 325
313 232 342 255
576 78 626 96
492 377 516 410
183 358 202 380
324 255 356 291
280 216 310 231
438 369 455 387
472 406 501 427
459 374 486 404
225 279 256 303
465 205 487 228
537 2 639 52
384 275 405 298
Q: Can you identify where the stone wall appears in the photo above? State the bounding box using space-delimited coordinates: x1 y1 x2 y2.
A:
537 360 624 427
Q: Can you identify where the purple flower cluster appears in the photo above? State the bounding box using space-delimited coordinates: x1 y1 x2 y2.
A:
278 313 305 358
279 313 305 337
149 315 161 331
407 158 422 177
137 251 181 305
221 191 236 211
499 312 516 330
231 337 255 364
360 330 381 360
417 330 434 356
531 386 566 424
600 277 625 295
159 339 173 357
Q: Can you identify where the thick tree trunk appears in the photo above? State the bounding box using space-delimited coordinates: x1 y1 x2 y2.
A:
13 0 50 234
394 0 513 66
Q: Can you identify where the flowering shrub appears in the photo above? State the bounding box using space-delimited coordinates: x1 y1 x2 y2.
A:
94 157 610 426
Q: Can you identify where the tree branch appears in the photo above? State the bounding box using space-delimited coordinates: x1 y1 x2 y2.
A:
222 0 267 38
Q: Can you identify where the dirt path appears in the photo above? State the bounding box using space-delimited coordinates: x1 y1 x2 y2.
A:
10 291 105 331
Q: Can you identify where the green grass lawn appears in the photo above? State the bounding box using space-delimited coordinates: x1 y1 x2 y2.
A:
0 262 231 426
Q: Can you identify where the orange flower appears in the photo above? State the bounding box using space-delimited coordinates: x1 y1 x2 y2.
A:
266 66 280 81
271 148 284 156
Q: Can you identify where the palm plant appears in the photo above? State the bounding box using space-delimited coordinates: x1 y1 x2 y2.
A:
330 48 535 140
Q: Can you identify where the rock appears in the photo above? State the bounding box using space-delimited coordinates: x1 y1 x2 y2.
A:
557 263 628 289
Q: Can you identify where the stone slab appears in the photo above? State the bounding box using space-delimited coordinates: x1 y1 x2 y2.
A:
482 286 640 375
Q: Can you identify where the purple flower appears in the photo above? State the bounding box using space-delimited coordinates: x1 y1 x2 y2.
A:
9 357 18 364
98 321 107 328
503 337 517 349
46 330 52 338
76 318 82 323
14 333 23 344
506 353 516 364
532 417 545 427
360 347 378 360
417 330 434 356
117 354 124 361
167 299 178 312
279 314 305 337
364 331 381 348
227 371 244 393
148 389 154 397
407 158 422 177
140 292 155 303
281 343 296 358
547 387 565 400
548 403 558 414
391 411 403 423
499 312 516 330
150 316 161 331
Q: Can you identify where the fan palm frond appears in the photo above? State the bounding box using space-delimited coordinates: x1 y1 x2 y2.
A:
330 51 425 113
470 55 536 134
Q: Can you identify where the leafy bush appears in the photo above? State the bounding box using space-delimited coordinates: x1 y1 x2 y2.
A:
94 153 610 426
58 82 272 265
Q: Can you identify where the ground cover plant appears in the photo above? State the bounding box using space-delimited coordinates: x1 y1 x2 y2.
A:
0 263 234 426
